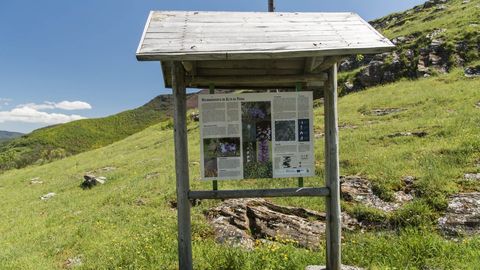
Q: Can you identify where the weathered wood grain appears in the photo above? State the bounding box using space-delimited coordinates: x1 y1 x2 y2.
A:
172 62 193 270
137 11 394 61
189 187 329 200
324 63 341 270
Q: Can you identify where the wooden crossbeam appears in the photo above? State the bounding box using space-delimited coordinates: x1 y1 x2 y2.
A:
189 187 329 200
186 74 327 86
313 56 345 72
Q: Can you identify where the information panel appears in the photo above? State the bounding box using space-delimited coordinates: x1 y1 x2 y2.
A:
199 92 315 180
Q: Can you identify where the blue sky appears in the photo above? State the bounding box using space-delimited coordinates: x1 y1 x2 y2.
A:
0 0 425 133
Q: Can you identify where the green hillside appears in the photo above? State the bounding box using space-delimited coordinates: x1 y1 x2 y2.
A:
0 70 478 269
0 96 174 172
339 0 480 92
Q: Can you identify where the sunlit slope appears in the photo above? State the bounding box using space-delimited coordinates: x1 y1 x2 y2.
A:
0 71 479 269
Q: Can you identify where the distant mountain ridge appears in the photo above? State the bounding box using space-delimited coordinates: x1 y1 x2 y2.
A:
0 94 198 172
0 130 24 142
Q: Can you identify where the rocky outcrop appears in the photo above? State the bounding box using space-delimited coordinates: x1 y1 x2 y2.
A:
438 193 480 236
464 173 480 181
81 174 106 189
205 199 358 249
341 176 413 213
464 65 480 77
386 131 428 138
366 108 405 116
338 0 479 94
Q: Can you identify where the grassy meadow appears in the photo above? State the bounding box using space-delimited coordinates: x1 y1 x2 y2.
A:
0 70 479 269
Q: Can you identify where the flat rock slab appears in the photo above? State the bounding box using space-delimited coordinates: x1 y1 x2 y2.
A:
340 176 413 213
464 173 480 181
367 108 405 116
206 199 358 250
438 192 480 236
386 131 427 138
40 192 56 201
306 265 364 270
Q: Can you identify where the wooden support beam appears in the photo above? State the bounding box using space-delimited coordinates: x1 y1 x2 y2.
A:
304 57 324 73
171 61 193 270
189 187 329 200
324 63 341 270
186 74 327 86
313 56 344 73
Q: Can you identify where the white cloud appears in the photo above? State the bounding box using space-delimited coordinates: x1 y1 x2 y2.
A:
55 101 92 110
0 98 12 108
0 100 91 125
18 100 92 111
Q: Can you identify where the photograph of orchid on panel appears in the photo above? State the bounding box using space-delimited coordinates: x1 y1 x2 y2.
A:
199 92 314 180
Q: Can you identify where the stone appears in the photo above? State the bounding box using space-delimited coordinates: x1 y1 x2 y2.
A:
339 59 355 71
81 174 106 189
205 199 359 250
434 4 447 11
423 0 446 9
392 36 406 45
464 65 480 77
135 198 147 206
87 166 116 174
40 192 56 201
368 108 405 116
402 176 416 193
426 29 446 40
463 0 470 3
341 176 413 212
464 173 480 180
64 256 82 268
144 172 161 179
344 81 354 92
438 193 480 236
306 265 365 270
386 131 428 138
405 49 415 59
476 101 480 108
189 112 199 122
339 123 358 130
456 41 469 52
30 177 43 185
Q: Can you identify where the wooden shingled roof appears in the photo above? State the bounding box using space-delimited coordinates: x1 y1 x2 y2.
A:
136 11 394 89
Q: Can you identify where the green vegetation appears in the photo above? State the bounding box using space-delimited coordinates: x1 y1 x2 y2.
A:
0 71 478 269
0 96 172 172
338 0 480 94
376 0 480 41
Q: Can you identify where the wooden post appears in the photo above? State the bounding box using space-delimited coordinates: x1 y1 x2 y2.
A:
268 0 275 12
209 84 218 191
295 82 304 188
324 63 341 270
171 61 193 270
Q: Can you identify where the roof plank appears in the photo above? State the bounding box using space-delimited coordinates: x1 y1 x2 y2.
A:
137 11 394 61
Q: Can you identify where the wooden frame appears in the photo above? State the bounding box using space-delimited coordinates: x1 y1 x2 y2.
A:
137 10 393 270
171 58 341 270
